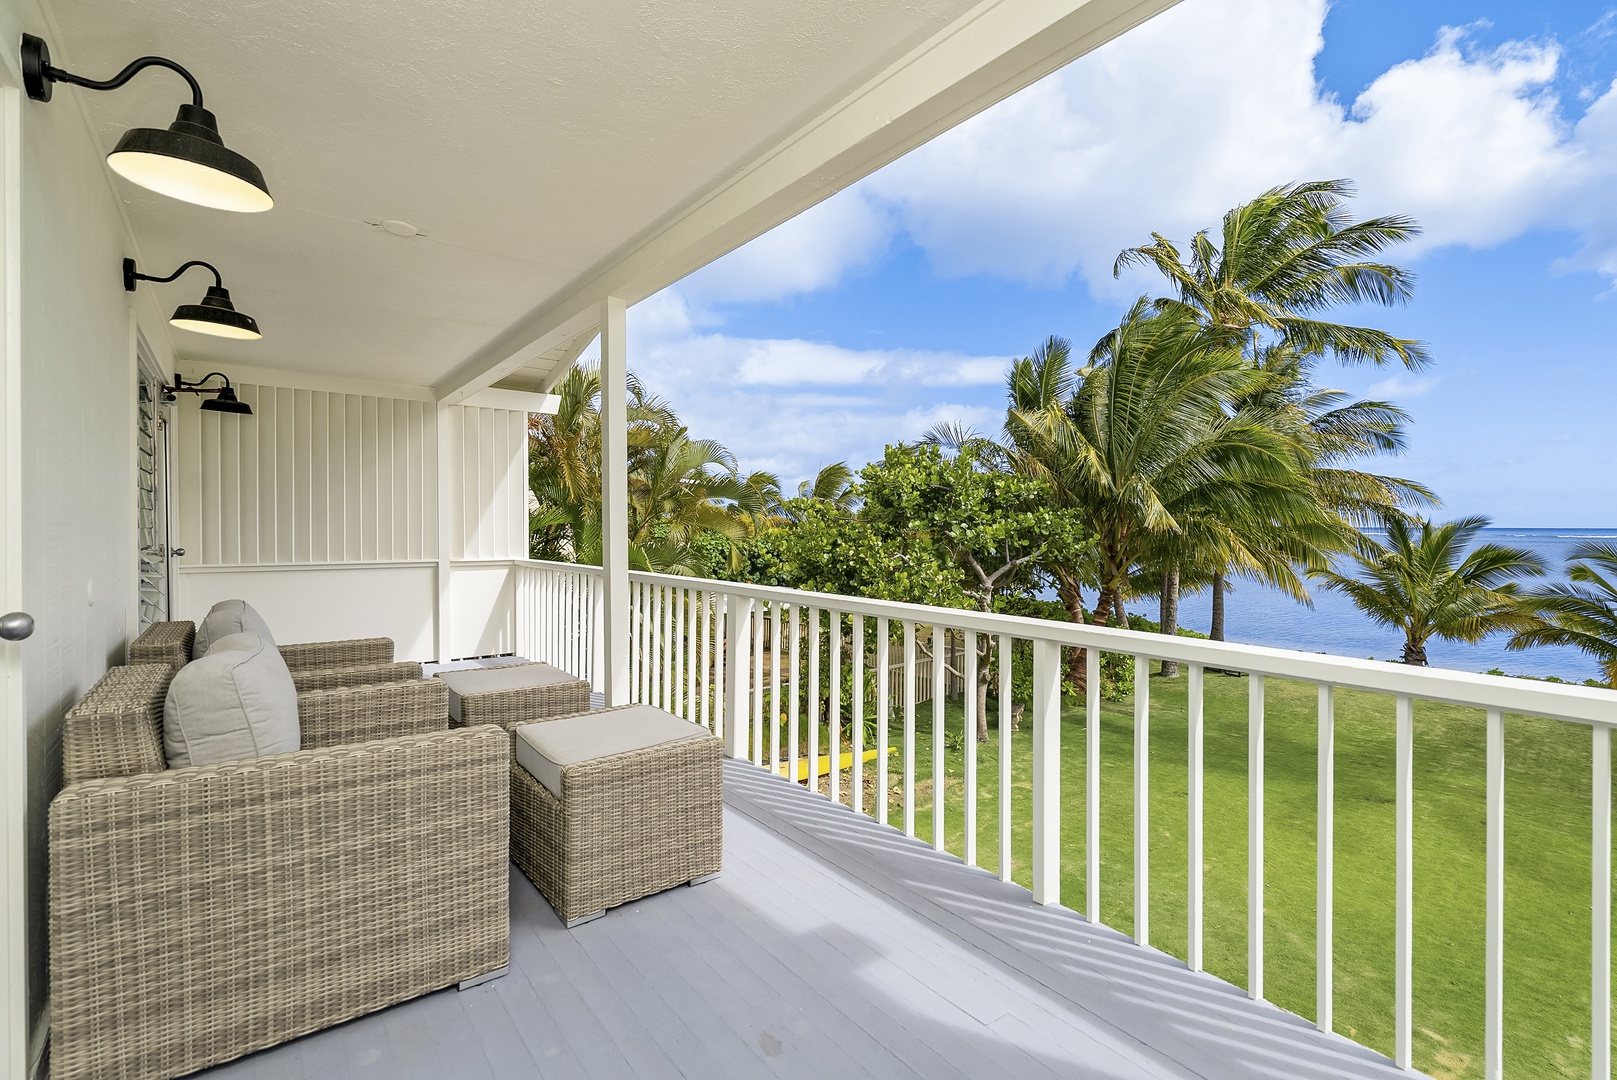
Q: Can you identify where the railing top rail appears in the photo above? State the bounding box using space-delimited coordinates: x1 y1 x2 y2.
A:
515 559 1617 726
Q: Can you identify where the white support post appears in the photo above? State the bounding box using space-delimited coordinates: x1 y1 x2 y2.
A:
852 616 865 816
1595 723 1611 1080
598 296 631 706
903 621 917 838
809 608 821 795
1249 673 1265 1001
725 594 752 759
1318 684 1335 1032
1395 694 1413 1070
1188 663 1204 971
830 611 843 805
771 602 782 773
1485 709 1504 1080
1135 654 1150 947
1087 646 1101 922
753 604 766 768
998 633 1013 883
788 605 801 783
1032 639 1062 906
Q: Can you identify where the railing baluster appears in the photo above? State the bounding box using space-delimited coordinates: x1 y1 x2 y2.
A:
771 601 782 773
674 587 685 719
1485 708 1504 1080
1250 673 1265 1001
1087 646 1101 921
933 625 947 851
788 604 801 784
877 617 890 825
964 631 978 867
1318 684 1335 1031
903 621 917 838
1135 654 1150 948
723 594 750 759
662 584 673 708
697 591 709 730
639 580 651 704
1032 638 1061 906
999 633 1012 883
830 610 842 805
1188 662 1204 971
1595 722 1611 1080
808 608 821 797
753 602 766 768
714 594 727 741
1395 694 1413 1068
853 615 865 816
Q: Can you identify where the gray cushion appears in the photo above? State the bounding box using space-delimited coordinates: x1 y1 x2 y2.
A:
435 661 584 723
193 599 277 658
164 632 300 768
514 705 705 798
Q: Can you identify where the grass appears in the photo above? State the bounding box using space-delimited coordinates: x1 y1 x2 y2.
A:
784 668 1611 1080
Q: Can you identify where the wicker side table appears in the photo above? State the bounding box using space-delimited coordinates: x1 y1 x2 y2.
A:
434 661 592 734
510 704 722 927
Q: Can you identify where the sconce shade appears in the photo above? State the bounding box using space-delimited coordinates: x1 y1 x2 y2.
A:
199 385 252 415
107 105 272 213
170 285 262 340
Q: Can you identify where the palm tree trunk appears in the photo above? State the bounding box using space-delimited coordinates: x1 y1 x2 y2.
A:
1401 637 1428 665
1159 565 1180 677
1210 572 1226 641
1057 572 1088 691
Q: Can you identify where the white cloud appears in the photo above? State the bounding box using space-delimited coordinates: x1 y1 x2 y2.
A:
678 0 1617 306
1367 373 1441 399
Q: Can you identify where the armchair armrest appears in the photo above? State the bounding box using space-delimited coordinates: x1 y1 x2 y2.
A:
49 725 510 1080
297 678 449 748
290 660 423 693
279 637 394 672
128 620 195 671
61 664 173 784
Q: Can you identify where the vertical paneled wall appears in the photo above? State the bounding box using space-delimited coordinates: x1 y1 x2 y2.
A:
173 382 527 566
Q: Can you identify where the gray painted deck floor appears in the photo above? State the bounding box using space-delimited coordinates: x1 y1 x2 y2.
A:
197 760 1417 1080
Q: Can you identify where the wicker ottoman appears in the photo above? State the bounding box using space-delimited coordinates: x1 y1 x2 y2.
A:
510 705 723 926
434 661 592 734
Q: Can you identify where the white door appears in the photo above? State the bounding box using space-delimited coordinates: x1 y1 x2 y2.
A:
0 86 30 1080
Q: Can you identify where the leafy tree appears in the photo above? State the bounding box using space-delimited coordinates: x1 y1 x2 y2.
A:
1509 542 1617 687
1316 515 1546 665
860 443 1090 741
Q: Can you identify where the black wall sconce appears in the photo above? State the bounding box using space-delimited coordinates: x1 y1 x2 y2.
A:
124 258 262 340
165 372 252 416
21 33 272 213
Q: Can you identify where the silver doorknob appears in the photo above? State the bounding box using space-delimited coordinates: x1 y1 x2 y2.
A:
170 547 186 558
0 612 34 641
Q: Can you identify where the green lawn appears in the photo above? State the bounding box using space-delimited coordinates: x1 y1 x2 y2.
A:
787 669 1611 1080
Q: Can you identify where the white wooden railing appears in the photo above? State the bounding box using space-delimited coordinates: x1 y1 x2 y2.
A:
510 558 1617 1079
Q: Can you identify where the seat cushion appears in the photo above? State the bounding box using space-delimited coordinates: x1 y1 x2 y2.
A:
164 632 300 768
435 661 584 723
193 599 277 658
513 705 704 798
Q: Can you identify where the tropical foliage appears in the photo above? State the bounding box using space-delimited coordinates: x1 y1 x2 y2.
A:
1316 515 1546 665
1509 542 1617 686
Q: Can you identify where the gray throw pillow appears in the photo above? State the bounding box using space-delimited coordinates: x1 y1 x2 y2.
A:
164 632 300 768
193 599 277 658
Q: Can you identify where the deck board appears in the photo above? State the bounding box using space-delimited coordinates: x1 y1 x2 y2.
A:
197 759 1421 1080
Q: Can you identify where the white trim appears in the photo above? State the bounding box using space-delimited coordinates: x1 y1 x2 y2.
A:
0 83 26 1080
431 0 1182 403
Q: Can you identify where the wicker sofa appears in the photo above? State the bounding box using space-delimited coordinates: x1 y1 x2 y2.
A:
49 662 511 1080
129 617 422 691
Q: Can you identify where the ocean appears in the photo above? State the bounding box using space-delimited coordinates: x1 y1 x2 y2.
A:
1115 528 1613 683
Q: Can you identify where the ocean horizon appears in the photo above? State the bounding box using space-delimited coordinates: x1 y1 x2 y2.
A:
1114 527 1612 683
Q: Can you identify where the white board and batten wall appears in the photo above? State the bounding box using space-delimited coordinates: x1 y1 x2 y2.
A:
169 369 544 662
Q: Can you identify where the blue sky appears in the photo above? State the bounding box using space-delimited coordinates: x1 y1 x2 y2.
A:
620 0 1617 527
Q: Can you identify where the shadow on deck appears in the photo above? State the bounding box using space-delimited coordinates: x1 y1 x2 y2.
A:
197 759 1418 1079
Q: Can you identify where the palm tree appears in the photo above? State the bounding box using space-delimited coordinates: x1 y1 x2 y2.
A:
1004 305 1323 639
1114 179 1429 369
1116 181 1431 632
1316 515 1546 665
1509 542 1617 686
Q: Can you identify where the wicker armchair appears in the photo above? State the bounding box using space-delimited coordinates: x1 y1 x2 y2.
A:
49 664 510 1080
130 618 413 690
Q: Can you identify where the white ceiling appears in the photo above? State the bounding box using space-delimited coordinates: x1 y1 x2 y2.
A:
42 0 1177 395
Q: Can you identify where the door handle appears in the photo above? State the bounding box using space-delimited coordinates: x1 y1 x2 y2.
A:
170 547 186 558
0 612 34 641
